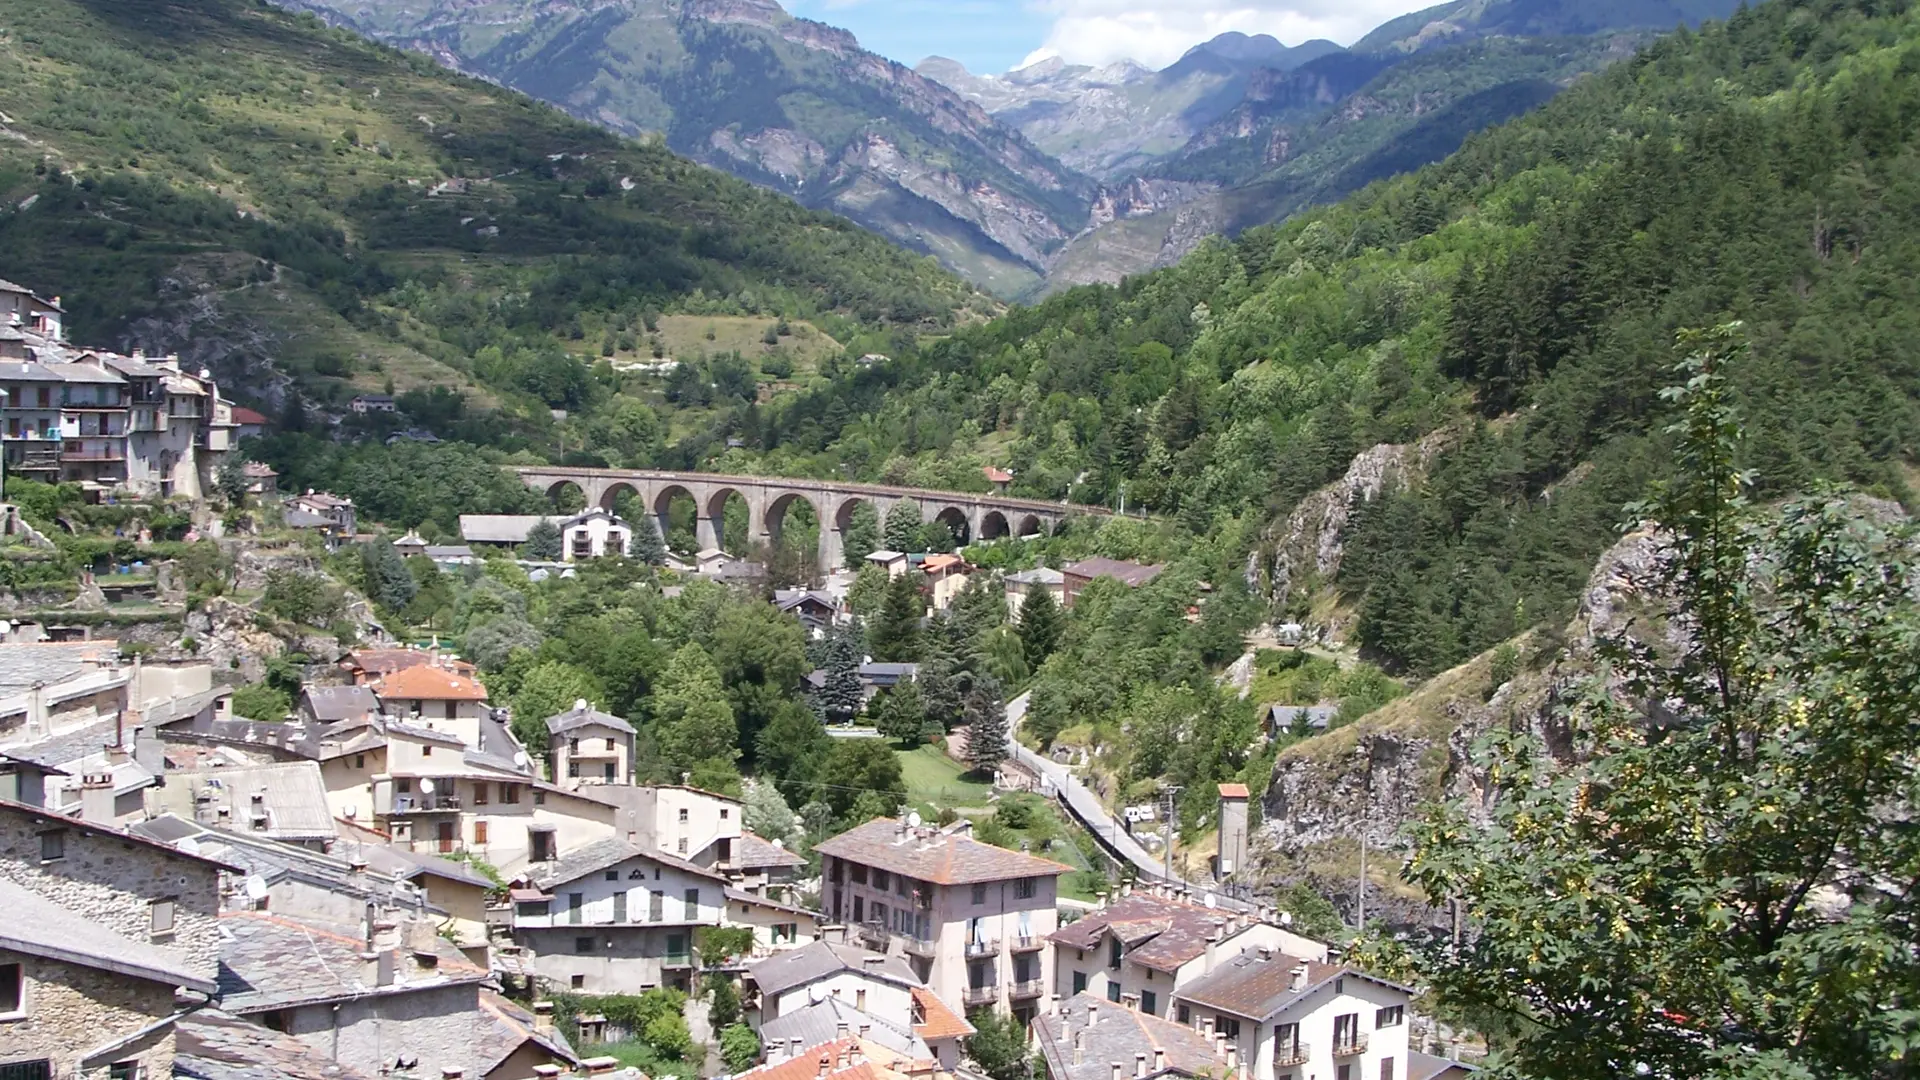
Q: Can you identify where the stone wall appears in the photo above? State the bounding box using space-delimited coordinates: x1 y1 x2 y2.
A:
282 981 489 1077
0 948 178 1078
0 808 222 978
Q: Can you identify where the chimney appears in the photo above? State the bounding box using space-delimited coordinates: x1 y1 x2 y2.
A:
1213 1034 1226 1060
817 1056 831 1080
822 924 848 944
860 1024 872 1040
790 1038 803 1058
1205 930 1222 972
1200 1018 1214 1039
442 1070 463 1080
1135 1052 1147 1078
1110 1064 1123 1080
1154 1049 1167 1074
1072 1033 1085 1066
532 1001 554 1035
1225 1046 1238 1072
837 1022 851 1041
1290 963 1309 992
1087 1004 1099 1028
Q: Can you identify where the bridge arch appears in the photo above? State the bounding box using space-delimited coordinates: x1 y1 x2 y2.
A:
979 510 1010 541
1016 513 1044 539
932 506 971 549
766 491 820 542
599 481 640 512
545 479 586 511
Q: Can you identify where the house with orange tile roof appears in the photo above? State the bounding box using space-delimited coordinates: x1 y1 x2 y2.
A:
373 663 492 747
743 1036 919 1080
814 818 1071 1025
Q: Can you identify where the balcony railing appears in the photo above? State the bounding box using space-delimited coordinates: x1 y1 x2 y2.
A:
902 936 937 960
962 985 999 1007
389 795 462 814
1009 936 1044 953
663 953 695 970
965 937 1000 958
1332 1036 1368 1057
1008 979 1044 1000
1275 1044 1311 1068
60 450 126 461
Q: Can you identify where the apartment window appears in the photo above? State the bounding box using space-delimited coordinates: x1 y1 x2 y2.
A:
1379 1060 1394 1080
568 762 581 778
1141 990 1157 1014
38 830 64 862
1072 971 1087 994
0 961 23 1017
606 738 617 752
1108 938 1122 970
720 808 729 819
684 888 700 917
1376 1006 1404 1028
149 898 176 936
108 1063 140 1080
650 892 664 921
570 738 581 754
606 871 620 882
444 702 457 720
568 893 584 924
1217 1018 1241 1040
972 884 987 905
853 896 864 922
534 790 546 805
613 892 628 923
397 779 412 794
1015 877 1036 900
874 869 893 891
571 974 586 990
1106 981 1121 1003
502 784 519 804
354 754 365 769
421 744 432 757
474 821 488 845
1336 1068 1351 1080
678 838 688 854
473 784 488 806
851 865 868 885
1176 1004 1190 1025
678 808 689 823
604 763 616 781
895 874 908 897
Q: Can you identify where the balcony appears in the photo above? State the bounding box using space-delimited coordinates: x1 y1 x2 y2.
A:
902 936 937 960
1275 1044 1311 1068
857 923 892 951
1009 936 1044 953
1332 1036 1368 1058
965 937 1000 958
389 795 462 814
663 953 695 970
1008 979 1044 1000
60 449 125 462
962 985 999 1007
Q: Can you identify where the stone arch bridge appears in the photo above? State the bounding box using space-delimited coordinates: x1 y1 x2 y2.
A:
513 467 1110 571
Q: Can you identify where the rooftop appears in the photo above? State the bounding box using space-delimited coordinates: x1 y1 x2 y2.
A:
476 989 580 1075
544 701 636 737
376 665 489 702
761 998 930 1063
911 985 974 1042
747 940 922 999
1172 946 1404 1022
1050 892 1245 974
216 910 488 1013
736 1038 897 1080
0 877 216 992
0 639 119 696
813 817 1073 886
344 648 470 677
1005 567 1065 586
176 1008 378 1080
1063 557 1165 588
301 684 380 722
737 830 806 869
148 761 338 842
529 837 727 891
1034 992 1226 1080
0 796 242 872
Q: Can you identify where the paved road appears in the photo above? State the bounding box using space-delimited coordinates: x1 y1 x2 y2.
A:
1005 693 1177 883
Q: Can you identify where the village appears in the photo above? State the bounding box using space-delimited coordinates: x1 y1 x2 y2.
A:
0 274 1465 1080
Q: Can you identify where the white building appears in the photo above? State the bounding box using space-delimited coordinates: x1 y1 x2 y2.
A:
544 700 635 788
1172 947 1415 1080
458 508 633 561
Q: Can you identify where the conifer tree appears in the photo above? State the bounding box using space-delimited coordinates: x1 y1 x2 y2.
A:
361 539 417 613
963 673 1007 776
1016 586 1063 672
841 502 881 566
653 643 738 775
523 518 563 561
872 680 929 745
883 499 921 553
629 512 668 565
813 623 865 725
869 571 925 662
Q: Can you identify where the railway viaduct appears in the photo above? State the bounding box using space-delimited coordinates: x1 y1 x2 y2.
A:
512 467 1110 571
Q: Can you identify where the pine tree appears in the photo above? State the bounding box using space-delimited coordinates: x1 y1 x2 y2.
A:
523 518 563 561
653 644 739 775
216 454 249 505
361 539 417 613
870 571 924 662
963 673 1007 776
872 680 928 745
629 512 669 565
1016 586 1063 672
883 499 921 553
917 649 965 732
813 623 865 725
841 502 881 566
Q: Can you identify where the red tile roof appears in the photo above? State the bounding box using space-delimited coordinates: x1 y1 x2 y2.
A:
230 406 269 425
813 818 1074 886
911 986 974 1042
375 665 489 701
983 467 1013 483
1217 783 1250 798
737 1039 895 1080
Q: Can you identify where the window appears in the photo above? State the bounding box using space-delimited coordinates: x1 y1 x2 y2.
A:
473 821 488 844
678 838 688 854
972 884 987 905
1106 981 1121 1003
1015 877 1036 900
720 808 729 819
421 744 432 757
853 896 864 922
1334 1014 1359 1051
606 738 617 752
873 869 890 890
1176 1004 1190 1025
109 1062 140 1080
575 936 596 954
397 778 412 793
473 784 488 806
570 738 581 754
0 962 22 1016
1379 1060 1394 1080
1072 971 1087 994
650 892 664 921
1336 1069 1351 1080
613 892 627 923
568 893 584 924
1108 937 1122 970
354 754 365 769
1375 1006 1404 1028
568 762 580 778
1217 1018 1241 1040
444 701 457 720
1141 990 1157 1015
149 898 175 935
683 888 700 917
604 763 616 781
502 784 519 804
851 865 868 885
38 830 63 861
606 871 620 881
534 790 546 805
571 974 586 989
678 808 689 823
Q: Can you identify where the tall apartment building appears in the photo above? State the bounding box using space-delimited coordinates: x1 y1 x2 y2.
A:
814 818 1071 1023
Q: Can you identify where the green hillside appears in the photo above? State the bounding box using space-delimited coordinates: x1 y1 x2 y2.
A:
0 0 984 443
733 0 1920 674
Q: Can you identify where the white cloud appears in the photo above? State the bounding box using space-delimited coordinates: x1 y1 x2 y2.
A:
1022 0 1429 70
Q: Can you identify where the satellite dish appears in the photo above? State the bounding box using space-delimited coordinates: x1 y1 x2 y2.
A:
573 699 589 711
513 751 530 768
1279 911 1293 927
343 805 357 819
772 839 785 850
906 811 922 828
245 874 269 901
420 779 436 794
177 837 200 856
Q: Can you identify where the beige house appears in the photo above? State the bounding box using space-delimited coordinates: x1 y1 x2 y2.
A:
726 887 821 958
815 818 1071 1024
0 878 219 1080
507 838 730 994
748 939 975 1074
1051 888 1328 1019
544 701 634 788
1003 567 1066 618
372 664 493 747
1172 947 1415 1080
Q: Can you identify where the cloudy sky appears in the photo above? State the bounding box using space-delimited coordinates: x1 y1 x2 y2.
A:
785 0 1437 74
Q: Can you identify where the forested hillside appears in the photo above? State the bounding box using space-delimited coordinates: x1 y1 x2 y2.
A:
0 0 983 448
738 0 1920 675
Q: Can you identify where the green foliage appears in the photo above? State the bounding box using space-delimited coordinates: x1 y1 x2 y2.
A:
1271 881 1347 942
812 622 865 724
871 681 929 744
965 1009 1034 1080
232 681 291 722
215 454 250 505
523 518 563 561
652 643 739 780
743 780 798 841
883 500 921 553
719 1023 760 1074
261 569 345 627
464 617 544 671
815 737 905 822
1398 330 1920 1080
962 674 1006 776
840 502 881 566
697 927 755 969
870 572 924 662
1015 586 1063 673
508 661 604 749
360 539 417 613
629 513 669 566
643 1012 692 1061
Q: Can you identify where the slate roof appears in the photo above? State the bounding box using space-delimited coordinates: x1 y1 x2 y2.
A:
813 818 1073 886
376 665 489 701
544 702 636 736
1063 557 1165 588
425 545 475 559
2 715 123 767
737 830 806 869
216 911 488 1012
1171 947 1404 1022
159 714 323 759
149 761 337 842
459 514 554 544
0 877 216 992
1034 992 1225 1080
0 639 119 696
1049 893 1244 973
144 686 236 727
747 940 922 999
344 648 458 677
725 887 819 920
476 989 579 1074
383 720 468 747
0 797 242 872
529 837 727 890
176 1008 378 1080
1268 705 1338 731
129 816 430 911
761 998 930 1062
1408 1051 1479 1079
301 685 380 722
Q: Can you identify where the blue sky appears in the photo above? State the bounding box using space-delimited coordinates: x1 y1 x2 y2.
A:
785 0 1432 74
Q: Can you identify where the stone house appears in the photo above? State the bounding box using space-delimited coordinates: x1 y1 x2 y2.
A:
0 797 234 980
507 838 730 994
0 878 218 1080
1051 888 1328 1020
1171 947 1416 1080
814 818 1071 1024
544 701 635 788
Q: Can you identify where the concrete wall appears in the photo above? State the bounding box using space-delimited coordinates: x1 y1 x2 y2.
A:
0 948 179 1079
0 809 222 978
725 896 820 956
280 981 489 1078
517 925 691 994
646 787 742 861
1181 973 1411 1080
765 969 916 1026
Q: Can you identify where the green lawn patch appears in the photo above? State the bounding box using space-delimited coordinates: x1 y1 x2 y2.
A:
896 744 991 814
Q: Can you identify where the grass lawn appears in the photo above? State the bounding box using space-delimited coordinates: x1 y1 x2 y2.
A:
896 744 993 814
